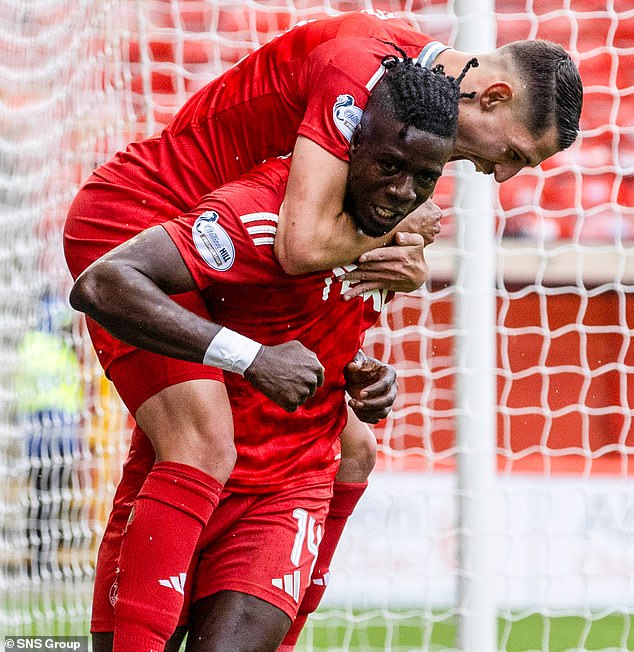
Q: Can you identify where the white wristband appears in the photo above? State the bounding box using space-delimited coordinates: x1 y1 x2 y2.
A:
203 327 262 376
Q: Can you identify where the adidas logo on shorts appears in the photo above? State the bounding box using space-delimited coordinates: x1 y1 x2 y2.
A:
158 572 187 595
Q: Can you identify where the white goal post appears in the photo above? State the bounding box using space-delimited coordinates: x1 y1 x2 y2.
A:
448 2 498 650
1 2 633 651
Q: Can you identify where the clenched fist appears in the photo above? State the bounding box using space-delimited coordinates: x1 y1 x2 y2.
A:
245 340 324 412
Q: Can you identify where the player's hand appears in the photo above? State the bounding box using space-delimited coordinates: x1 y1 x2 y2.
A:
339 232 429 300
244 340 324 412
399 199 442 246
344 350 398 424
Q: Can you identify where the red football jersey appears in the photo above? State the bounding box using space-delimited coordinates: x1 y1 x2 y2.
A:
162 157 386 492
65 10 443 371
94 10 440 212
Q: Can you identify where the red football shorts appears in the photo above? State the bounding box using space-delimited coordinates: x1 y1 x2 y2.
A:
108 346 224 417
64 176 218 383
91 428 333 631
189 481 333 620
65 178 223 416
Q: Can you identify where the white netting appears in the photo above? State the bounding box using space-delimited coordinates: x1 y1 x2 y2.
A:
1 1 632 650
0 0 132 637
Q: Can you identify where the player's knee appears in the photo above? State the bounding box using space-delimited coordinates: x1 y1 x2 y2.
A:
156 425 237 484
136 380 236 483
195 430 237 484
337 428 377 483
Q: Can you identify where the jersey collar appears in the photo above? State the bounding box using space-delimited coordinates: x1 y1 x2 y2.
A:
416 41 451 68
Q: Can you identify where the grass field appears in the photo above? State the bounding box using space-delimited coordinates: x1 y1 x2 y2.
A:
294 610 634 651
7 591 634 652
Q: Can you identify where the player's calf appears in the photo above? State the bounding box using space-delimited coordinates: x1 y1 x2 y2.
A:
336 415 377 483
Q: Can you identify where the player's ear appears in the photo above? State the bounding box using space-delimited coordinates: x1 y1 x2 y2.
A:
479 81 513 110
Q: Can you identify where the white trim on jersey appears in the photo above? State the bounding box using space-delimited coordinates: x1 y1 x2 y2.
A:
240 212 278 246
365 40 450 92
240 212 279 224
365 64 385 91
245 225 277 236
252 236 275 246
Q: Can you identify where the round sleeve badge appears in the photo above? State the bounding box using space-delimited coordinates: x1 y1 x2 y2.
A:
333 94 363 142
192 211 235 271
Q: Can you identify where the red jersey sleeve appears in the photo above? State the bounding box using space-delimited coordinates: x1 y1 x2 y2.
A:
296 34 436 161
296 39 374 161
162 159 290 291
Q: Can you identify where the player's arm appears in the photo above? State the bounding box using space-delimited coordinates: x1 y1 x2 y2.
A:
276 136 384 274
69 225 323 411
71 226 210 362
276 136 436 287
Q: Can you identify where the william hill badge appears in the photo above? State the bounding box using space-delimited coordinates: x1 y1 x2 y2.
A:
192 211 235 271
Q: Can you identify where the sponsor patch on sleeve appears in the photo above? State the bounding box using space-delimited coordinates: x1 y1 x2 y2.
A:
192 210 235 271
332 94 363 142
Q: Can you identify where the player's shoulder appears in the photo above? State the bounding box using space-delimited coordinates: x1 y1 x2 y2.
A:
209 158 290 262
290 10 430 45
304 11 435 69
330 10 432 44
214 157 290 204
231 157 291 205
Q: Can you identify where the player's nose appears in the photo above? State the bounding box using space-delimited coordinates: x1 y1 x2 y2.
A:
389 174 417 202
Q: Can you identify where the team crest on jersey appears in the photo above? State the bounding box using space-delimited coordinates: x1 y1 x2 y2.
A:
109 579 119 606
332 94 362 142
192 210 235 271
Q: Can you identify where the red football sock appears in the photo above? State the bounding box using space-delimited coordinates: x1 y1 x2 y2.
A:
113 461 223 652
280 481 368 650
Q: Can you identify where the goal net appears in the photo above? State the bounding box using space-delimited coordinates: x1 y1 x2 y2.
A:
1 1 632 650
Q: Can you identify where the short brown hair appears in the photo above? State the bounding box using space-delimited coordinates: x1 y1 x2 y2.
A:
504 40 583 150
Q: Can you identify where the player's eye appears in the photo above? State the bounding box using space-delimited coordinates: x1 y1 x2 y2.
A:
415 173 437 187
379 160 399 174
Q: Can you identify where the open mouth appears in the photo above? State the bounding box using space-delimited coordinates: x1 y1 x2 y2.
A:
372 206 406 232
374 206 402 221
360 206 404 237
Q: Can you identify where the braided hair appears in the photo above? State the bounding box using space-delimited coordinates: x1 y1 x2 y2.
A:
370 43 478 140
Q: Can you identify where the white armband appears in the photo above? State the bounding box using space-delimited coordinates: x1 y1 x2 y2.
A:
203 327 262 376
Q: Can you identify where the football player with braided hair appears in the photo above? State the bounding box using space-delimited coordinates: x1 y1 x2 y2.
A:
72 55 468 652
376 47 478 137
64 10 581 651
281 52 480 651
